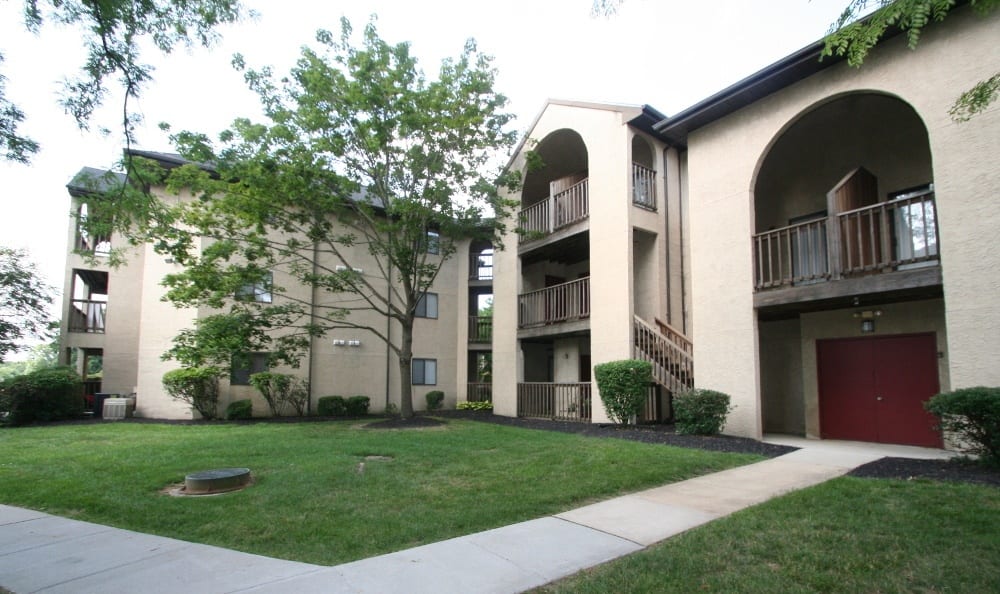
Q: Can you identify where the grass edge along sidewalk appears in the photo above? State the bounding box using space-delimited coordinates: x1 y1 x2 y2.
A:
0 418 762 565
536 476 1000 594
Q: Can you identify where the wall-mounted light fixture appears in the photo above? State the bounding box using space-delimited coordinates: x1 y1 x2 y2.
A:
348 340 361 347
853 309 882 334
333 339 347 346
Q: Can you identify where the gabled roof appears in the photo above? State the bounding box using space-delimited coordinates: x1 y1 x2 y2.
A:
66 167 126 197
506 99 670 171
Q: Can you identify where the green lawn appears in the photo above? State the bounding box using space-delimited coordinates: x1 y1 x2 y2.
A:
0 419 760 565
537 477 1000 593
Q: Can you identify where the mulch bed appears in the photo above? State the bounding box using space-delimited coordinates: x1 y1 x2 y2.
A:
430 410 1000 487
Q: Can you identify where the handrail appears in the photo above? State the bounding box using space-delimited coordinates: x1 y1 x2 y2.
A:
518 178 589 242
518 277 590 328
517 382 591 422
633 316 694 393
654 317 692 355
632 163 656 210
753 193 938 291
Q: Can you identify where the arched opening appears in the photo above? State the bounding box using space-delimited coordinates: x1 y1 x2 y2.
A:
754 92 932 235
631 135 656 210
521 128 588 210
752 92 944 445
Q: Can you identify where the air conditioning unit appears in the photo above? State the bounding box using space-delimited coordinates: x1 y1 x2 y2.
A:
103 397 135 420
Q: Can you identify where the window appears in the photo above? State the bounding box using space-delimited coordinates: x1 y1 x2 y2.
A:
415 292 438 318
412 358 437 385
231 352 269 385
236 272 273 303
426 231 440 255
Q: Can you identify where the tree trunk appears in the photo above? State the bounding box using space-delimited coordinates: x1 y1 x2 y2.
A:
398 317 414 418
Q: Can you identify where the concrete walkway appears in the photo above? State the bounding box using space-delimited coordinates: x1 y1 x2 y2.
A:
0 439 953 594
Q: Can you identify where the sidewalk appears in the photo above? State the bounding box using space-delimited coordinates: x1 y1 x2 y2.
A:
0 439 953 594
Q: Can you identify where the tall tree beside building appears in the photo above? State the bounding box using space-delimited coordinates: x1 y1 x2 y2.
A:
128 18 519 418
0 247 55 361
1 0 247 163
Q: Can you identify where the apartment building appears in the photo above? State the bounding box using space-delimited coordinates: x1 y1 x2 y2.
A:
61 6 999 450
60 151 493 418
491 5 999 447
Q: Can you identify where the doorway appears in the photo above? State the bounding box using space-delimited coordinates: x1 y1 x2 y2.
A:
817 333 941 447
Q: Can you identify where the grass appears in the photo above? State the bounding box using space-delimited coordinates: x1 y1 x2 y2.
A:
0 418 760 565
537 476 1000 593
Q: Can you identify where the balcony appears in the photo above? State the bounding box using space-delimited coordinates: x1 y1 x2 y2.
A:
467 382 492 403
518 277 590 329
469 316 492 343
69 299 107 333
518 178 589 243
632 163 656 210
753 190 940 304
517 382 592 422
470 250 493 281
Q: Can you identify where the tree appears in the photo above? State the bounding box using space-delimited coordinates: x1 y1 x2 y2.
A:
0 247 55 362
120 18 519 418
821 0 999 121
1 0 248 164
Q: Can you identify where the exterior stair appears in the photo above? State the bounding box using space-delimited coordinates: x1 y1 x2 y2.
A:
633 316 694 394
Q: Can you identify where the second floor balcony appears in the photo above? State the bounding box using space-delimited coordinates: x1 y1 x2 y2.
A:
753 189 940 304
518 277 590 330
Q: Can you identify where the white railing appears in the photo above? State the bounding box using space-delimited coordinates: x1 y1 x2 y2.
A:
632 163 656 210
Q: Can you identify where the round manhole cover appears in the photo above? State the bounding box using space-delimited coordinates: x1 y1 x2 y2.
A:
184 468 252 494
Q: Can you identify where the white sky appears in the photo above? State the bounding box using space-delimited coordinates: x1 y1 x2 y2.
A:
0 0 849 306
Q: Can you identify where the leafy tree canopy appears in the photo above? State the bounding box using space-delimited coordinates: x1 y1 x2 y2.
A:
2 0 249 163
107 17 520 417
0 247 55 362
821 0 999 120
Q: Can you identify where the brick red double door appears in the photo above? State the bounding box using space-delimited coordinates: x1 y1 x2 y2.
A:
817 333 942 448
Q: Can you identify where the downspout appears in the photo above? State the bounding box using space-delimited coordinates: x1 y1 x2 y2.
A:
662 146 672 325
385 263 392 412
678 149 688 336
307 238 319 413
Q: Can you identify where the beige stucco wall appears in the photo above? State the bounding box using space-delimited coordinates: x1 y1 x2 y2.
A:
72 180 468 419
685 7 999 439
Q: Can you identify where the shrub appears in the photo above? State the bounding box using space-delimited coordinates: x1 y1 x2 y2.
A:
0 366 84 426
457 400 492 411
346 395 370 416
249 372 291 416
673 388 733 435
225 399 253 420
594 359 652 425
317 395 347 416
162 366 222 420
926 386 1000 465
425 390 445 411
249 372 309 417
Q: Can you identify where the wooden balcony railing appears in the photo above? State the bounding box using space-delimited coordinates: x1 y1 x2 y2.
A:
518 277 590 328
632 163 656 210
518 178 589 242
469 316 492 343
517 382 591 422
470 251 493 280
69 299 107 333
753 191 938 291
633 316 694 394
467 382 492 403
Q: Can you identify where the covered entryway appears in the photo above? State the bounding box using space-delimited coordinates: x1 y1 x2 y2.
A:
817 333 941 447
